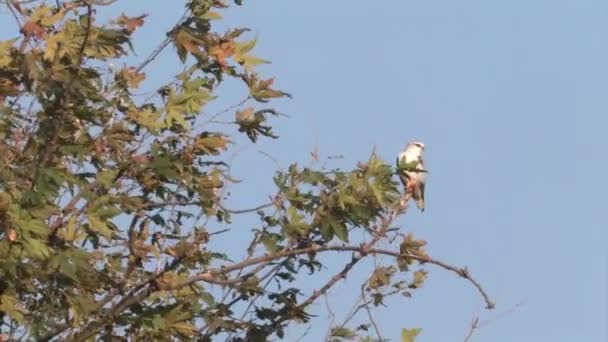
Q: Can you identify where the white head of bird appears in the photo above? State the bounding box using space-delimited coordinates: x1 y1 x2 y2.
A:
403 141 425 160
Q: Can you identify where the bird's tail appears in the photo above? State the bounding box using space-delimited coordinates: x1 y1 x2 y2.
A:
415 198 425 212
413 187 425 212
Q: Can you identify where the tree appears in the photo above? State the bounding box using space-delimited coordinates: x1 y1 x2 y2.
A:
0 1 494 341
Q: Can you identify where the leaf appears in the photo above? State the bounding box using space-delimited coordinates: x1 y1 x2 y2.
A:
246 74 291 103
238 55 269 71
368 267 392 290
127 107 162 133
39 9 67 27
200 291 216 306
0 39 17 67
59 215 85 243
260 232 281 252
329 216 348 242
172 322 196 337
193 133 230 155
29 5 51 22
401 328 422 342
173 29 202 62
165 83 213 129
330 327 356 339
0 295 25 322
22 236 51 258
234 38 269 71
60 258 78 282
209 41 235 67
87 214 114 240
22 21 46 39
97 170 118 188
120 67 146 89
151 156 178 180
409 270 427 289
116 14 147 34
235 106 255 123
234 38 256 56
202 11 223 20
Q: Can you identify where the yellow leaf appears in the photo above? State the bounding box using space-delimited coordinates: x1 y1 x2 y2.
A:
235 106 255 123
44 31 64 60
58 216 84 243
237 55 269 72
401 328 422 342
193 133 230 155
0 39 17 68
202 11 223 20
29 5 51 22
40 8 67 27
172 322 196 336
127 107 162 133
234 39 257 56
120 67 146 89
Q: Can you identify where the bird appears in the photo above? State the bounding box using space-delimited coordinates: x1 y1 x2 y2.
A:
396 141 426 212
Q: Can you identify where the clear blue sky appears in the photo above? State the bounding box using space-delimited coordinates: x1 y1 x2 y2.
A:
2 1 607 341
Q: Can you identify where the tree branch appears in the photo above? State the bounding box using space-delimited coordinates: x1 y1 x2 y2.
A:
361 283 383 341
77 2 92 65
464 317 479 342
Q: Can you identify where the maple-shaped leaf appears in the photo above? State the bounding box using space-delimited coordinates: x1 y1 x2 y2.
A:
173 29 203 63
119 67 146 89
401 328 422 342
234 38 269 71
193 133 230 155
0 39 17 67
246 74 291 103
209 41 235 67
116 14 148 34
21 21 46 39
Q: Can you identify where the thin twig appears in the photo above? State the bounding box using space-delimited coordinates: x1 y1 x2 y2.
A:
201 96 250 126
464 317 479 342
361 283 383 341
77 2 93 65
143 197 280 215
135 10 189 72
323 294 336 342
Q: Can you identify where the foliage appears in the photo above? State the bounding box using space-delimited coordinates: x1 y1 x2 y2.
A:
0 1 492 341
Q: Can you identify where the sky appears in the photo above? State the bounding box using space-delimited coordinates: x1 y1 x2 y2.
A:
2 0 608 341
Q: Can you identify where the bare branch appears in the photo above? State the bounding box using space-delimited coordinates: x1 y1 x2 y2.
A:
464 317 479 342
77 2 92 65
135 10 189 72
361 283 383 341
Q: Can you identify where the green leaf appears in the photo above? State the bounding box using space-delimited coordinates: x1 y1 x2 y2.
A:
151 156 178 180
260 232 281 252
59 215 84 243
87 214 114 240
0 295 25 322
97 170 118 188
22 236 51 259
320 220 334 241
329 216 348 242
330 326 356 339
401 328 422 342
